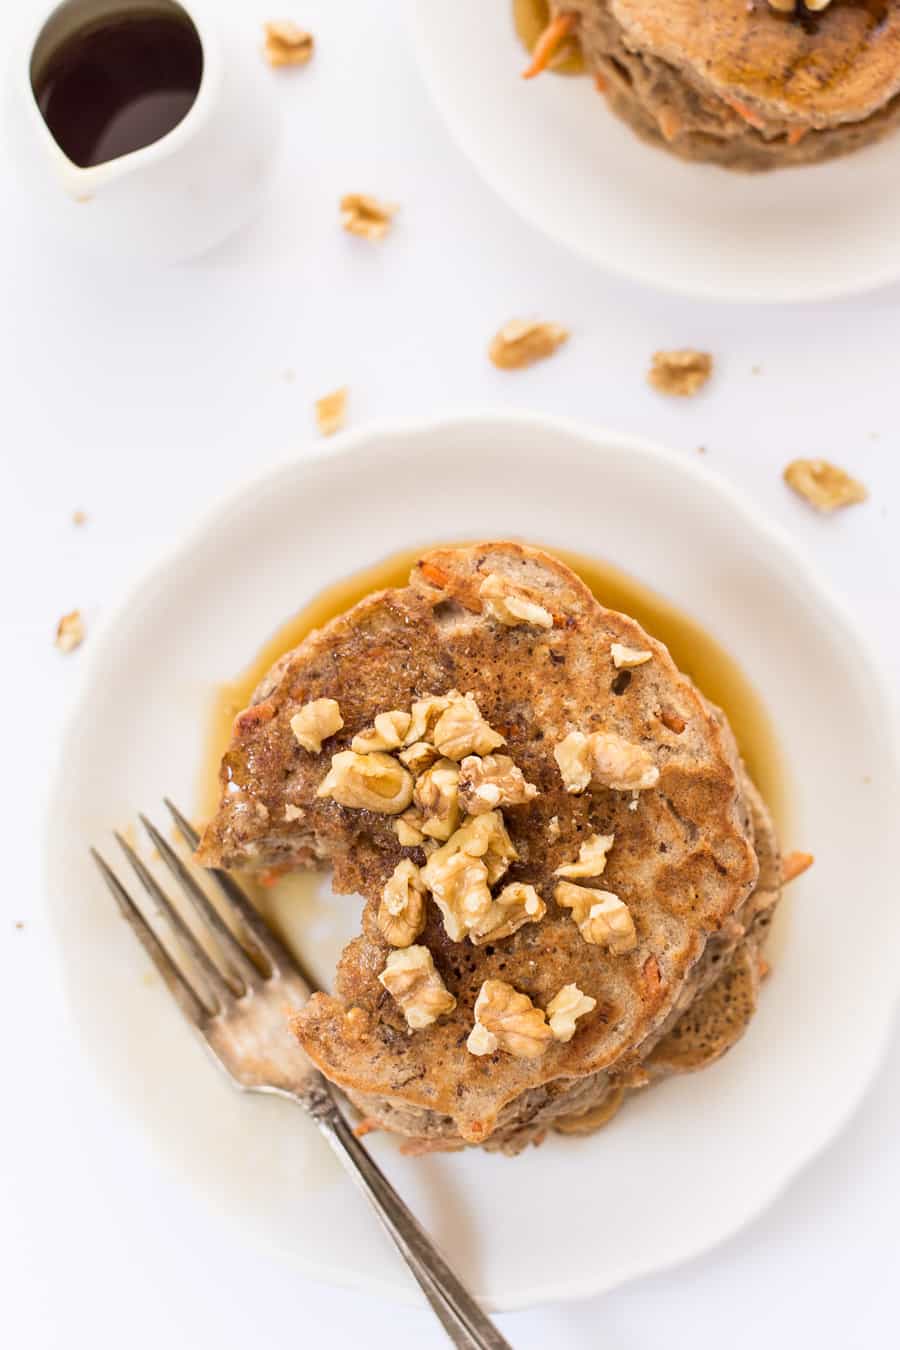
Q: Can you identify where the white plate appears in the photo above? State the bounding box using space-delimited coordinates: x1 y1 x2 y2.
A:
47 414 900 1310
408 2 900 303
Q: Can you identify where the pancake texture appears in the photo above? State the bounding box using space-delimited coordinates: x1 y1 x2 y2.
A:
198 543 776 1151
557 0 900 170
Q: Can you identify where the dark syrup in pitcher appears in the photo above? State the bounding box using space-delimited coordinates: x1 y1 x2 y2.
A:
32 6 203 169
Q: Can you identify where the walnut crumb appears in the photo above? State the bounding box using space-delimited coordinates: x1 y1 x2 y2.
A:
488 319 569 371
610 642 651 669
546 983 597 1042
340 194 398 241
649 349 713 397
555 882 637 954
315 387 348 437
554 832 615 879
378 945 456 1029
467 979 553 1059
783 459 867 513
289 698 343 753
55 610 85 653
263 21 314 67
547 815 561 842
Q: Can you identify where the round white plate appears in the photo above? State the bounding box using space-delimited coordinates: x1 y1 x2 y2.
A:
408 2 900 303
47 414 900 1310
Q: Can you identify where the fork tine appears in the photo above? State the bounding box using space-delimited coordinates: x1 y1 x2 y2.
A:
165 799 301 980
140 814 261 988
115 831 240 1004
91 849 210 1024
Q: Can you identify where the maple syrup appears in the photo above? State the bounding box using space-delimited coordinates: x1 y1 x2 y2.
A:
199 544 787 830
31 4 203 169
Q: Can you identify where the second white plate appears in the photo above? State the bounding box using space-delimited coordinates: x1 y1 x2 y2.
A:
409 1 900 302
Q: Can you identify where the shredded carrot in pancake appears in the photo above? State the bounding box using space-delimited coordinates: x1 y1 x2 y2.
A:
787 126 808 146
782 851 814 883
723 95 767 131
522 12 577 79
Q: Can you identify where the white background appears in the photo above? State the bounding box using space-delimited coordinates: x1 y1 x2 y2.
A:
3 1 899 1346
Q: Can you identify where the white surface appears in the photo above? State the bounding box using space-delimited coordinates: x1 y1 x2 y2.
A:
2 0 900 1346
412 0 900 303
48 414 900 1311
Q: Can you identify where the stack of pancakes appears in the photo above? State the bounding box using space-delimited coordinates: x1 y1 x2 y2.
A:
198 543 783 1154
546 0 900 170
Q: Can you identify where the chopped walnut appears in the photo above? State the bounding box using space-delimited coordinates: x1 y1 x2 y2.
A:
413 758 462 841
404 694 453 745
466 980 553 1059
648 349 713 398
351 710 411 753
783 459 867 513
290 698 344 753
340 194 397 241
394 808 428 847
555 882 637 954
317 750 413 814
610 643 651 669
768 0 831 12
547 815 561 842
378 946 456 1029
554 729 658 794
458 754 538 814
546 983 597 1043
420 812 518 941
315 387 347 437
488 319 569 371
343 1006 371 1042
399 740 441 774
479 573 553 629
284 803 303 822
263 20 314 67
377 859 428 947
55 609 85 653
470 882 547 945
432 693 505 761
554 832 615 879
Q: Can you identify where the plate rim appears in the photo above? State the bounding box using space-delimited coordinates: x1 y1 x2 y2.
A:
405 2 900 305
46 410 900 1309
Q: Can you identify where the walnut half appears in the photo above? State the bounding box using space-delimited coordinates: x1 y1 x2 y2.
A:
783 459 867 514
317 750 413 814
555 882 637 955
466 979 553 1059
377 859 427 948
378 946 456 1029
488 320 569 371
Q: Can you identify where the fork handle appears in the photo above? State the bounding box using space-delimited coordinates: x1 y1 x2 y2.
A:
308 1101 513 1350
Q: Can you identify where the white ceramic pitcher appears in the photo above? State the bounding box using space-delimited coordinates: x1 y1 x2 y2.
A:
8 0 281 263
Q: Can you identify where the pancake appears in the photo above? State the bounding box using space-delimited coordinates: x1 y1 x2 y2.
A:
199 542 761 1147
549 0 900 170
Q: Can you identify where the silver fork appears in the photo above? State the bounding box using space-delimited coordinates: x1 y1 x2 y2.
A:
91 801 512 1350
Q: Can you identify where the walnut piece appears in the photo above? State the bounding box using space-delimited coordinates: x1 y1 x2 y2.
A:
466 980 553 1059
469 882 547 945
554 832 615 879
420 812 518 941
611 642 651 669
768 0 831 12
783 459 867 514
351 710 411 753
377 859 428 947
554 730 659 794
413 758 462 841
340 194 397 241
555 882 637 954
290 698 344 753
649 349 712 397
315 387 347 437
547 815 561 842
378 946 456 1029
394 808 428 847
458 754 538 814
546 983 597 1043
55 609 85 653
432 692 505 761
479 573 553 629
317 750 413 814
399 740 441 774
488 319 569 371
404 694 453 745
263 20 314 67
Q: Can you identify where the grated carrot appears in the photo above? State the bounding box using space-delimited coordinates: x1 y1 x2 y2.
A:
782 851 814 883
522 12 577 79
